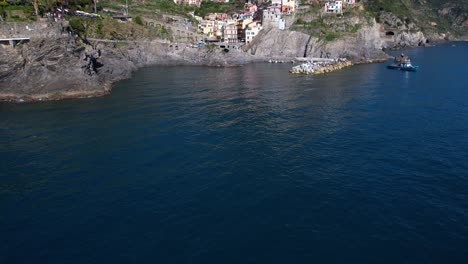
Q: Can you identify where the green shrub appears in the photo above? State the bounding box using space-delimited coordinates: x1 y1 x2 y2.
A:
69 17 86 35
296 18 305 24
324 31 339 41
205 43 217 51
157 25 172 40
96 20 104 36
134 16 143 26
350 23 362 33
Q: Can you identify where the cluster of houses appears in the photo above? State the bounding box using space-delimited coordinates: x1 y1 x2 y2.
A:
193 2 262 44
172 0 356 44
182 0 301 44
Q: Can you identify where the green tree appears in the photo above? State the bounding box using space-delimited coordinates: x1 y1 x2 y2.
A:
0 1 7 21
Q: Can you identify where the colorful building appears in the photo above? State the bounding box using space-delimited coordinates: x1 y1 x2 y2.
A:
270 0 298 13
199 20 215 38
281 0 297 13
204 13 229 21
244 3 258 14
223 21 238 43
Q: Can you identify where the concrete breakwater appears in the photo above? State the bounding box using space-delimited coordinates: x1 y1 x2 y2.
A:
289 59 353 75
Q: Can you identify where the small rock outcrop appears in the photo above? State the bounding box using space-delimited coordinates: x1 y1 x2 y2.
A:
0 37 109 101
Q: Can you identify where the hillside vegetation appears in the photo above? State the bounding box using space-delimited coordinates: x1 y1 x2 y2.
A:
363 0 468 36
1 0 466 40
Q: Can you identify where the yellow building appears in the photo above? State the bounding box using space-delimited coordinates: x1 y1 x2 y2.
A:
199 20 215 37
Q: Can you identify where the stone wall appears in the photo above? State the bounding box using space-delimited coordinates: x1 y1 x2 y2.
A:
0 22 63 39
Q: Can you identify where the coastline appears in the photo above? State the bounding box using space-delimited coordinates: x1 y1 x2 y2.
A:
0 36 456 103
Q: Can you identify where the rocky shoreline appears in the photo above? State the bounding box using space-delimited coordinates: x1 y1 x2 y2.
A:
0 36 261 102
0 31 460 103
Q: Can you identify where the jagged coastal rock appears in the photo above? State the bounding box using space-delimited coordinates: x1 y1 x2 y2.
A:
0 37 109 101
245 27 311 59
244 19 391 63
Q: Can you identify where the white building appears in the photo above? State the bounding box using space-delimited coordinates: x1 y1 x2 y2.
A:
279 18 286 30
215 20 226 39
271 0 282 6
324 0 343 14
245 22 262 44
262 6 282 28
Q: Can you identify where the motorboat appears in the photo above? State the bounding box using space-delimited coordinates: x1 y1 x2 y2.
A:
387 55 419 71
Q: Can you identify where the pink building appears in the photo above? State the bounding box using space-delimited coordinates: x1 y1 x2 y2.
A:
270 0 297 13
215 13 229 21
224 23 238 43
244 3 258 14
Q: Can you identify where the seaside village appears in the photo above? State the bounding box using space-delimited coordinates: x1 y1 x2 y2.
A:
173 0 356 47
0 0 357 74
1 0 356 50
171 0 356 74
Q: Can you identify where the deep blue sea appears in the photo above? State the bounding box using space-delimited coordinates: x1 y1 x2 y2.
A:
1 42 468 263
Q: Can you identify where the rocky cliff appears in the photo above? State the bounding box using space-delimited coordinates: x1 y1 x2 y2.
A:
0 37 255 101
245 18 389 63
364 0 468 40
0 38 107 101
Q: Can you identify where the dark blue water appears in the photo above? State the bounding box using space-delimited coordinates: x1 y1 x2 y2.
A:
1 42 468 263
